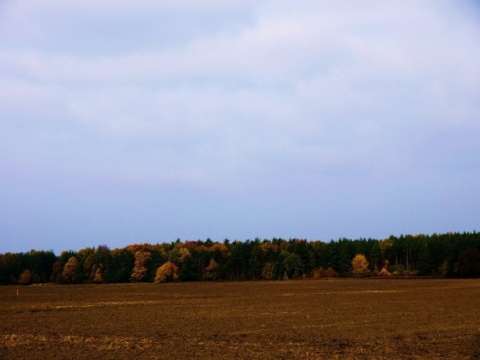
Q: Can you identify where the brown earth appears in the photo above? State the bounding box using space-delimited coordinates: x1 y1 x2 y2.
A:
1 279 479 359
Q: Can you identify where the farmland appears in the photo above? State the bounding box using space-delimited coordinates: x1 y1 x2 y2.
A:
1 279 480 359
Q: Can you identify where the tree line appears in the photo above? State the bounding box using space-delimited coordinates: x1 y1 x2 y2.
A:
1 231 479 285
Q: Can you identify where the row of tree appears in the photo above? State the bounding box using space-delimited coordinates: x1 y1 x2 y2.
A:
1 231 479 285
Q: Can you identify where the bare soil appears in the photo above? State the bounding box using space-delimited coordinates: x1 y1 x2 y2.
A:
1 279 479 359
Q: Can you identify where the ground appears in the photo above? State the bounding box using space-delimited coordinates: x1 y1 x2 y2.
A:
1 279 480 359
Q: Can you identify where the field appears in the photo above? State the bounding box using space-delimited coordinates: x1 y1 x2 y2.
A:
1 279 480 359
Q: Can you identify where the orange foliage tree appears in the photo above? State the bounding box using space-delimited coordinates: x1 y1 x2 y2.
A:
62 256 79 283
155 261 179 283
312 266 339 279
378 259 391 276
131 251 151 282
93 265 103 283
18 269 31 285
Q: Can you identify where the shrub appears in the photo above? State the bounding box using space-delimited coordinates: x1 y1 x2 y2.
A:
311 266 339 279
18 269 31 285
390 264 405 276
324 266 339 278
378 267 392 277
404 270 418 277
311 267 325 279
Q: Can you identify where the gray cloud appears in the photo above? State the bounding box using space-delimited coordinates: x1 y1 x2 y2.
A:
1 1 479 252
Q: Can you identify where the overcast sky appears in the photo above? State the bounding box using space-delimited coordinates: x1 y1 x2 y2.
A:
1 1 479 254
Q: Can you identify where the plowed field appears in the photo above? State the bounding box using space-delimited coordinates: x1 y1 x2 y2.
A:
1 279 480 359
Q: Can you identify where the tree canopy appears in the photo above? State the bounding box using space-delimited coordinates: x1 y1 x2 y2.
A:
1 231 479 285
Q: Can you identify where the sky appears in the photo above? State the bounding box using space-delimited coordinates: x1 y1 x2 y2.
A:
1 1 480 254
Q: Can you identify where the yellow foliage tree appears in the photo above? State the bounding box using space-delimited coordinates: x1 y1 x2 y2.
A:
168 244 190 265
155 261 179 283
352 254 369 277
204 258 219 280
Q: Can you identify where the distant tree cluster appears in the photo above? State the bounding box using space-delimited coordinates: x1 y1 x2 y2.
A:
1 231 480 285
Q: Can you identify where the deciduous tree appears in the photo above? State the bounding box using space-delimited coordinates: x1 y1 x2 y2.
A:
352 254 369 277
18 269 31 285
93 266 103 283
62 256 79 284
283 252 303 279
261 262 276 280
204 258 218 280
155 261 179 283
131 251 151 282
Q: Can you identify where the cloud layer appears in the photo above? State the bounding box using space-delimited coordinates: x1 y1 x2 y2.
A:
1 1 480 253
